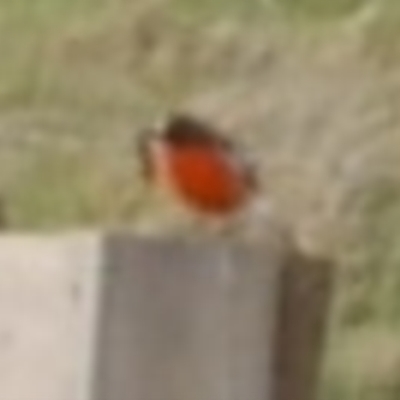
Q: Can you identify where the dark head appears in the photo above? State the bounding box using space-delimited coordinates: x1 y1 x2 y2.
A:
162 114 232 149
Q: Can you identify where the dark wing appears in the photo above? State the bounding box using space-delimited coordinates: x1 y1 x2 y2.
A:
163 114 232 150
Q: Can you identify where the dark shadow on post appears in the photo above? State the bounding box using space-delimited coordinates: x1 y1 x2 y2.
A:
271 246 334 400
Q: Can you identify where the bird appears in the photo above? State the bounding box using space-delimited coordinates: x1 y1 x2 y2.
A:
137 114 260 234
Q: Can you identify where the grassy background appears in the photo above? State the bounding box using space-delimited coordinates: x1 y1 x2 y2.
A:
1 0 400 398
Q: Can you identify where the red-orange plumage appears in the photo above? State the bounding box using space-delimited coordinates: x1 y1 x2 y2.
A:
139 115 258 217
164 145 251 214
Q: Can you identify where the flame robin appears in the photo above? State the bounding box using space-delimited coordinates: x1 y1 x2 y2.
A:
138 114 259 229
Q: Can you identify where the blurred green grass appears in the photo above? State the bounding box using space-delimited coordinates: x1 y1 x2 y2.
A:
0 0 400 399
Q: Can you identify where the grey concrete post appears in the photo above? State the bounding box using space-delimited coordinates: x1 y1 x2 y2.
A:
93 236 281 400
